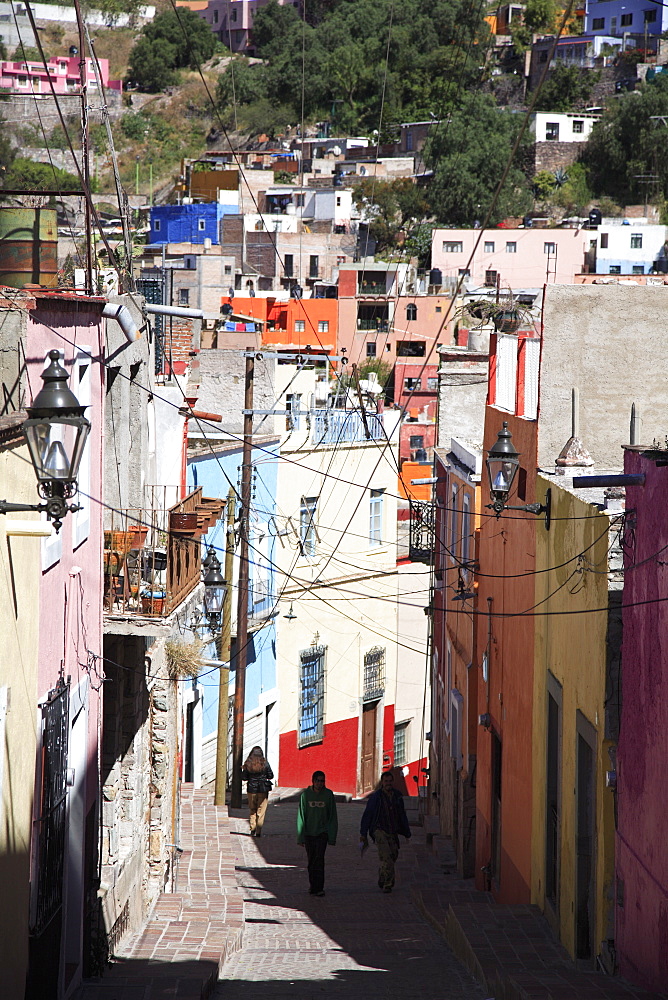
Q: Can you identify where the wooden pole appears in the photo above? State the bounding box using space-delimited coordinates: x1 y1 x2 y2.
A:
214 488 236 806
231 351 254 809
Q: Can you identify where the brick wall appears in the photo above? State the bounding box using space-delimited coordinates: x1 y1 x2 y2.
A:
162 317 196 377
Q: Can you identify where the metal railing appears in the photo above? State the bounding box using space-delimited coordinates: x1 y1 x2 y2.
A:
312 408 385 445
363 646 386 702
103 486 223 617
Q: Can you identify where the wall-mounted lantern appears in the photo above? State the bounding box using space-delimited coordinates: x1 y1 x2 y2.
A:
486 422 551 528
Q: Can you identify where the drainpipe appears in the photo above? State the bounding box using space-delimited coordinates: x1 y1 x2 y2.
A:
103 302 140 342
144 304 204 320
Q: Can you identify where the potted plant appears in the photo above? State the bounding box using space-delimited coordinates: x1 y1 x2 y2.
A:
141 589 166 615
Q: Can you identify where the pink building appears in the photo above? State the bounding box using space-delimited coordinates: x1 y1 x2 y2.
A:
0 55 121 94
13 289 105 996
431 227 588 289
616 447 668 993
176 0 297 54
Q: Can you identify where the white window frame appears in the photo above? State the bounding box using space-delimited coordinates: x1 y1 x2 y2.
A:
443 241 463 253
505 241 517 253
318 320 329 333
369 488 384 547
198 219 206 232
294 320 305 333
484 241 495 253
300 496 318 557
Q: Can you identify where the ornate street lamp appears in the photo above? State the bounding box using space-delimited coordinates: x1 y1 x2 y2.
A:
202 551 226 631
1 350 91 533
485 422 551 528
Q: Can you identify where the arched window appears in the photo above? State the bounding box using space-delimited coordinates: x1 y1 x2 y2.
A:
406 303 417 321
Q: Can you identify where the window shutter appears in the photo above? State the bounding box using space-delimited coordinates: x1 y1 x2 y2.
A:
495 334 518 412
523 338 540 420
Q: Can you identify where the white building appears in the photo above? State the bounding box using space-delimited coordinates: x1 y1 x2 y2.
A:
588 221 667 275
530 111 600 143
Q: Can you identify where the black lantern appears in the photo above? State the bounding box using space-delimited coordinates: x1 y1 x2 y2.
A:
1 350 90 532
485 422 551 527
203 551 226 629
486 422 520 513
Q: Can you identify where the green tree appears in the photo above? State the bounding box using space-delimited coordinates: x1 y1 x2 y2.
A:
1 157 79 191
553 161 592 214
533 64 598 112
142 8 216 69
0 117 16 183
128 37 179 92
424 92 533 226
353 178 430 253
581 73 668 203
216 57 267 108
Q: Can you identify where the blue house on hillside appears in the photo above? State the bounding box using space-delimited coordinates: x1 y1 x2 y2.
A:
149 203 226 244
186 436 281 787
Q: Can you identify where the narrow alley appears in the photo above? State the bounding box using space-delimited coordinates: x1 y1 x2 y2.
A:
216 796 487 1000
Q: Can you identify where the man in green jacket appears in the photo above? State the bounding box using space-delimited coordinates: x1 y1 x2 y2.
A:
296 770 338 896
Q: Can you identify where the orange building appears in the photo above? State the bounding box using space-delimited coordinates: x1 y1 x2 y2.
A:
220 294 338 353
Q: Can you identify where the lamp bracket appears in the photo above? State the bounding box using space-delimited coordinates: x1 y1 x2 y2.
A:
0 498 81 533
485 488 552 529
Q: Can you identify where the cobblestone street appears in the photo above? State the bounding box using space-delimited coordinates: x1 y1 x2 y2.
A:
216 796 487 1000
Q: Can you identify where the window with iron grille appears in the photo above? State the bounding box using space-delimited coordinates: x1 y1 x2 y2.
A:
364 646 386 701
631 234 643 249
300 496 318 556
443 241 463 252
299 645 325 745
394 721 409 765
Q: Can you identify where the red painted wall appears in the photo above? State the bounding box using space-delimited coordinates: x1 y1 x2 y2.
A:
616 451 668 993
474 406 538 902
279 716 359 794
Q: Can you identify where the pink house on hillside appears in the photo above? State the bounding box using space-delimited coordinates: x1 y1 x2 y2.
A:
0 55 121 94
176 0 298 54
616 446 668 994
431 227 588 289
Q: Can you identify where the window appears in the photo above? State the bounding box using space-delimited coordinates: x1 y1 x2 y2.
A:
369 488 384 546
409 434 424 449
394 722 409 766
546 122 560 141
572 119 584 133
450 689 464 770
231 7 237 20
450 484 458 560
363 647 385 701
295 319 305 332
284 253 294 277
435 305 442 313
631 233 643 249
427 377 439 391
600 232 608 249
484 269 498 287
309 255 319 278
213 8 218 22
300 496 317 555
592 16 604 28
178 287 190 305
645 8 657 22
632 265 644 274
396 340 426 357
458 268 471 276
544 241 557 255
317 320 329 333
406 303 417 321
405 131 414 151
461 492 471 567
154 219 161 232
506 241 517 253
224 264 232 274
484 241 495 253
298 645 325 745
198 219 206 231
443 241 463 252
296 194 305 207
404 377 421 391
366 342 376 357
621 12 633 25
609 265 621 274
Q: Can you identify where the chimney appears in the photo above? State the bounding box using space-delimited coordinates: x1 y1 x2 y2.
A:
555 387 594 472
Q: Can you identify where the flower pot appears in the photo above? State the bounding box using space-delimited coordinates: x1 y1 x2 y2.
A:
170 512 199 533
128 524 148 549
494 309 521 333
141 593 165 614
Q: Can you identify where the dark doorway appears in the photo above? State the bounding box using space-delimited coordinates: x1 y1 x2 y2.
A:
575 712 597 963
545 674 562 927
361 702 377 794
491 732 502 888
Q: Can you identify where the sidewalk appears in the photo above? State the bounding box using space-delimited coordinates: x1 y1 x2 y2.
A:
77 786 243 1000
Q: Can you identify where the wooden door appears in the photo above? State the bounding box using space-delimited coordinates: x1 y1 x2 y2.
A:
361 702 377 794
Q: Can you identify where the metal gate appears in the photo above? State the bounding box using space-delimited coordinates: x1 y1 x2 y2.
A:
32 677 70 935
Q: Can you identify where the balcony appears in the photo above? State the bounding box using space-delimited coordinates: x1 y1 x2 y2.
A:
103 486 225 617
358 281 387 296
312 408 384 445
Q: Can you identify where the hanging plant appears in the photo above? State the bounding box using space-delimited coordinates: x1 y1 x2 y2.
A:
165 638 205 680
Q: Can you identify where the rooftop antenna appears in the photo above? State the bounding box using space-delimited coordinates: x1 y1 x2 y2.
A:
630 402 640 446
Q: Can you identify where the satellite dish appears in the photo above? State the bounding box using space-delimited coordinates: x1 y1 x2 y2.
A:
331 145 342 156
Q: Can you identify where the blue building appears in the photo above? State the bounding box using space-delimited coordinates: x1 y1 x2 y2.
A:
187 436 281 784
584 0 667 43
149 203 228 244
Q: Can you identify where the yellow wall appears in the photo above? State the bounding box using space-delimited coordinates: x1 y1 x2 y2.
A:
531 474 616 959
0 444 42 995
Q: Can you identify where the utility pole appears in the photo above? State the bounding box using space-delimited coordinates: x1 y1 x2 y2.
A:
73 0 92 295
214 487 236 807
231 351 254 808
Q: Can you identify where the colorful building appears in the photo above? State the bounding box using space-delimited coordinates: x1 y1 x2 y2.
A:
0 54 121 94
615 447 668 992
531 474 620 966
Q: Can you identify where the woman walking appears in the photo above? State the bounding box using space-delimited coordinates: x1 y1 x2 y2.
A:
241 746 274 837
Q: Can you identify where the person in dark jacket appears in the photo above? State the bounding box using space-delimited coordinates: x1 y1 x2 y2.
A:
241 746 274 837
359 770 411 892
